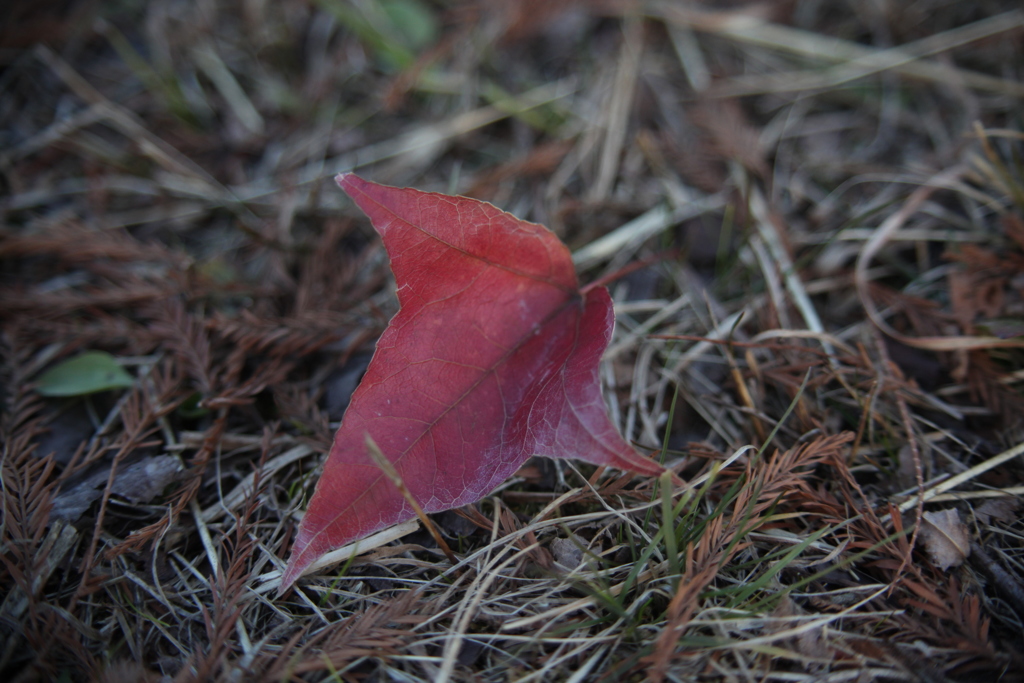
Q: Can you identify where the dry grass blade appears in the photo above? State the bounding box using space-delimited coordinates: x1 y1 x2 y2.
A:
855 163 1024 352
658 5 1024 98
894 439 1024 513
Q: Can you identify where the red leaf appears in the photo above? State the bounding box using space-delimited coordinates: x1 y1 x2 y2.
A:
280 174 663 588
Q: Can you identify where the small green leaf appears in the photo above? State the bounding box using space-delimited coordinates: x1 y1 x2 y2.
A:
36 351 135 397
380 0 438 51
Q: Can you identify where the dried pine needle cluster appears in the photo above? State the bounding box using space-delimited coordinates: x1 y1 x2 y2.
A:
2 1 1024 681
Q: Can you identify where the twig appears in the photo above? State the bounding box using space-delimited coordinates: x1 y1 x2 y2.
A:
874 331 924 580
364 434 460 568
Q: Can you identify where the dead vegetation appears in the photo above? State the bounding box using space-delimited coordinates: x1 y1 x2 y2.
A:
2 0 1024 681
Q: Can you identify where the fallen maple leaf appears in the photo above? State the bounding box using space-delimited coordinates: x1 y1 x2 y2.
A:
279 174 664 589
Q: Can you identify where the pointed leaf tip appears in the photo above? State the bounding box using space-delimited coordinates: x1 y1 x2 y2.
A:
281 176 665 587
